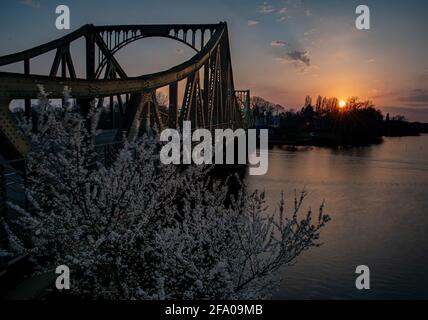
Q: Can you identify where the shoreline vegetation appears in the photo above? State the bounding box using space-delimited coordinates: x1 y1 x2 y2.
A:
252 96 428 148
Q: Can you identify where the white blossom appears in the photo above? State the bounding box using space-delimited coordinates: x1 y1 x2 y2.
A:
2 93 330 299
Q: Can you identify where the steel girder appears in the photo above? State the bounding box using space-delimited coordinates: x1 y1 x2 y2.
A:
0 22 243 162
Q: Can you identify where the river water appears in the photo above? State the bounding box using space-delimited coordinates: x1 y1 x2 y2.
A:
246 135 428 299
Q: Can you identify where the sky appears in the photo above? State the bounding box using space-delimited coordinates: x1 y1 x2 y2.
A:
0 0 428 121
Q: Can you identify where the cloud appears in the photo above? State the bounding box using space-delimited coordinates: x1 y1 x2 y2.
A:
398 89 428 104
370 90 397 99
279 7 288 14
270 40 288 47
275 50 311 71
366 59 376 63
305 9 312 16
417 70 428 84
286 0 303 9
20 0 40 8
277 16 289 23
303 29 316 37
285 50 310 66
368 88 380 97
258 2 275 14
247 20 259 27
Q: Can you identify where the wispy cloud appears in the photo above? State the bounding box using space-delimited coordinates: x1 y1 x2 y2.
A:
277 1 311 22
398 89 428 104
20 0 41 8
247 20 260 27
285 50 310 66
287 0 303 9
303 29 316 37
258 2 275 14
417 70 428 84
277 16 289 23
276 50 311 70
277 6 290 23
270 40 288 47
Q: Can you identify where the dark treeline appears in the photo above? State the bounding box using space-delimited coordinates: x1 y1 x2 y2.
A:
253 95 428 147
11 95 428 148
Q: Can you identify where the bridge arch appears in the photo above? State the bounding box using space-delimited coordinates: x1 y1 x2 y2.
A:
93 25 218 80
94 34 199 79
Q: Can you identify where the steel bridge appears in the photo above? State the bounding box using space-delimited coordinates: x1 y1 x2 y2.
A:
0 23 255 290
0 22 250 164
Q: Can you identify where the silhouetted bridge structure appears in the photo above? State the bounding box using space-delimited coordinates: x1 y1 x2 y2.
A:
0 22 252 164
0 23 253 288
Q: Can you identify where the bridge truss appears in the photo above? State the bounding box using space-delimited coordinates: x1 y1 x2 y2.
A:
0 22 248 162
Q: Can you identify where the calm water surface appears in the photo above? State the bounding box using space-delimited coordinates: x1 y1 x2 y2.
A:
246 135 428 299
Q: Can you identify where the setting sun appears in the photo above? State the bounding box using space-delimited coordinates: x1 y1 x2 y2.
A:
339 100 346 109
